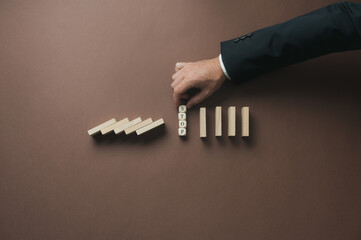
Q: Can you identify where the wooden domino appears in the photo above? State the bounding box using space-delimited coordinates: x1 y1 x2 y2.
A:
124 118 153 135
178 128 186 136
101 118 129 135
215 106 222 137
136 118 165 135
199 107 206 138
241 107 249 137
228 107 236 136
87 118 116 136
114 117 142 134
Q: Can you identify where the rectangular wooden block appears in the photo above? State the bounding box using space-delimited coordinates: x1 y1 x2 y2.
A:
241 107 249 137
114 117 142 134
101 118 129 135
124 118 153 135
215 106 222 137
228 106 236 136
136 118 164 135
87 118 116 136
200 107 206 138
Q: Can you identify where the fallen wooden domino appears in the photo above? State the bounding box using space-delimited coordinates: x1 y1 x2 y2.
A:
199 107 206 138
101 118 129 135
88 118 117 136
228 107 236 137
124 118 153 135
114 117 142 135
136 118 165 135
241 107 249 137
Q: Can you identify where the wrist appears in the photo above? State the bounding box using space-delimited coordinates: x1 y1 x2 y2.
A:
211 56 227 83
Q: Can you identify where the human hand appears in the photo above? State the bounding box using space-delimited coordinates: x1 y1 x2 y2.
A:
171 56 227 108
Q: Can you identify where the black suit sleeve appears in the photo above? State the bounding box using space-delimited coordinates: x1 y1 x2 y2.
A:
220 1 361 83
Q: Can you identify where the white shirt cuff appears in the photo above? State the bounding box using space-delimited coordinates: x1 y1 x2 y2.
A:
219 54 231 80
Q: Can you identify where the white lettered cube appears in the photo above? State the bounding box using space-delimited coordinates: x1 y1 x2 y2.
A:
178 105 187 113
179 120 187 128
178 127 186 136
178 113 186 120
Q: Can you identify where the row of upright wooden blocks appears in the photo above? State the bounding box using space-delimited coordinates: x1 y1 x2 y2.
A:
87 117 165 136
200 106 249 138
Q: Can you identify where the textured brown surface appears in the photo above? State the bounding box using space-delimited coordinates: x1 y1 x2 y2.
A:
1 0 361 239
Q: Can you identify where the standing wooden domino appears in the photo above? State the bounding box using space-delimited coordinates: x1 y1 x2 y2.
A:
215 106 222 137
228 107 236 137
199 107 206 138
241 107 249 137
178 105 187 137
87 118 116 136
136 118 165 135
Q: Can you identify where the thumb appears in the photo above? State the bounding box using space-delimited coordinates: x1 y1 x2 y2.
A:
186 91 208 108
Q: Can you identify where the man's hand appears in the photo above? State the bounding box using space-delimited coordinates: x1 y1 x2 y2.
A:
171 56 227 108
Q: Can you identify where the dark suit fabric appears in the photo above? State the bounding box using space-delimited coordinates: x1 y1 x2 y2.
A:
221 1 361 83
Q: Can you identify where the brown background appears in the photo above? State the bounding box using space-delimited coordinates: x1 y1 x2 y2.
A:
1 0 361 239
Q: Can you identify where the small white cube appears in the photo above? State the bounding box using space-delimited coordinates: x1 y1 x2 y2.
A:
178 105 187 113
179 120 187 128
178 113 186 120
178 127 186 136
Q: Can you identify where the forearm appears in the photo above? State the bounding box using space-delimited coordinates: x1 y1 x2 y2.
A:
221 1 361 83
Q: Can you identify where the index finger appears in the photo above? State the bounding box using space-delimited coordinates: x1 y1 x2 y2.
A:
173 80 193 106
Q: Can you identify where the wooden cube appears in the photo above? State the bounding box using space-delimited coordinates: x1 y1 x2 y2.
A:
178 112 186 120
179 120 187 128
178 127 186 136
178 105 187 113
